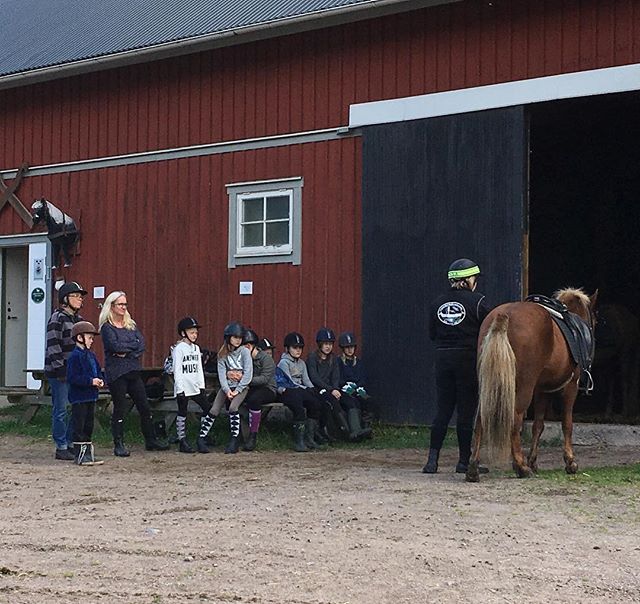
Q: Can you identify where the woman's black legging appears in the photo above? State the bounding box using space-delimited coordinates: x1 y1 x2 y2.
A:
109 371 153 434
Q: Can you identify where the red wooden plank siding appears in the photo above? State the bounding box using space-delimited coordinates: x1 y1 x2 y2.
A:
0 138 362 364
3 0 640 171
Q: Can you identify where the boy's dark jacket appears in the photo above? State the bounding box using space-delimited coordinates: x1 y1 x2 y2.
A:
66 347 103 404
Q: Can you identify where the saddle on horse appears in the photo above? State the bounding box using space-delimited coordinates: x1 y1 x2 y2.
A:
525 294 594 393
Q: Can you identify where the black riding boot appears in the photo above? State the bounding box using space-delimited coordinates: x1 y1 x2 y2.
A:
304 419 321 449
293 421 309 452
347 408 372 441
243 432 258 452
112 420 130 457
141 415 169 451
333 409 351 441
422 448 440 473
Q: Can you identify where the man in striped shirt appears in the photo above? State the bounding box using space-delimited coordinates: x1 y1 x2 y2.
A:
45 281 86 460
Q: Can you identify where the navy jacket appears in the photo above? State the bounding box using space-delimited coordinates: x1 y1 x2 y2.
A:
101 323 145 383
338 356 366 387
67 347 103 404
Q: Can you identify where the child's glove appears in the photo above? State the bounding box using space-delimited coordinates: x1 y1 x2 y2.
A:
356 386 370 399
341 382 356 395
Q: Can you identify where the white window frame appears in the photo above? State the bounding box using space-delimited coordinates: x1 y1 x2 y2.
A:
236 189 293 258
227 177 303 267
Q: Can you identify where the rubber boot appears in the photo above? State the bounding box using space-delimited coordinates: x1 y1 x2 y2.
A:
347 408 372 441
304 419 321 449
313 422 330 445
112 421 130 457
141 415 170 451
293 421 309 452
224 436 240 454
197 437 210 454
179 438 196 453
422 448 440 474
243 432 258 452
333 409 351 441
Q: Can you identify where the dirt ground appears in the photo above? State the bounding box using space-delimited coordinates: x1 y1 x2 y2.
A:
0 436 639 604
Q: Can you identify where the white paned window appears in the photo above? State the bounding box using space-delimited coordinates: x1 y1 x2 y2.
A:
227 177 303 267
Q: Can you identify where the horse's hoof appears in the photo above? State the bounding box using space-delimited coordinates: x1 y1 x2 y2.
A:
529 462 538 474
465 471 480 483
515 466 534 478
565 461 578 475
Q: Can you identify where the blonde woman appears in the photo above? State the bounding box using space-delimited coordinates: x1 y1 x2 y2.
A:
99 291 168 456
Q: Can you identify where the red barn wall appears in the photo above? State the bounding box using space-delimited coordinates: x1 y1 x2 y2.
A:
0 139 362 362
1 0 639 168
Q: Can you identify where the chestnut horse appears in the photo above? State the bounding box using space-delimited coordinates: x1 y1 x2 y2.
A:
466 288 597 482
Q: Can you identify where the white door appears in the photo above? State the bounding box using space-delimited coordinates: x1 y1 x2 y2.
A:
2 247 29 386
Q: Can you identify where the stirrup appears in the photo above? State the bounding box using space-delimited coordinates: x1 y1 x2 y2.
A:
579 369 594 394
74 441 104 466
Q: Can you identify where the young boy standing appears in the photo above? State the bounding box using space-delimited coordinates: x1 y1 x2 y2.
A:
66 321 105 466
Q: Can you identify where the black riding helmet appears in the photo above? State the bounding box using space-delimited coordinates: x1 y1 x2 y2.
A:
258 337 275 351
178 316 202 337
447 258 481 281
243 329 259 346
315 327 336 344
284 332 305 348
58 281 87 305
338 332 357 348
223 321 244 340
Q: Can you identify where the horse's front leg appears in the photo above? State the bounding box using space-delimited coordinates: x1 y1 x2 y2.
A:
465 416 483 483
51 240 61 269
561 379 579 474
527 394 547 473
512 410 534 478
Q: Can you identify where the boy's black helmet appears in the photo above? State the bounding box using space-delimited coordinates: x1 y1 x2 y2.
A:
258 337 275 350
315 327 336 343
447 258 481 280
284 332 305 348
58 281 87 304
223 321 244 338
243 329 259 345
338 332 357 348
178 317 202 335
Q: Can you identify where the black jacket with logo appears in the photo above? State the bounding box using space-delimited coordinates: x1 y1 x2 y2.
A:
429 288 491 351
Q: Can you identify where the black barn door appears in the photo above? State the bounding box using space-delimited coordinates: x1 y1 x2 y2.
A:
361 107 527 424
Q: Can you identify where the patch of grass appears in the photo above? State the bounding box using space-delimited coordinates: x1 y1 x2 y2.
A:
536 464 640 487
0 403 458 450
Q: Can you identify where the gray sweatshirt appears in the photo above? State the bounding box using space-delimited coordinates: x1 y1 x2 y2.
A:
217 346 253 394
277 352 313 392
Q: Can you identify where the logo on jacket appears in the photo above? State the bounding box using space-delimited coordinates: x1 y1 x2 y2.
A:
437 302 466 326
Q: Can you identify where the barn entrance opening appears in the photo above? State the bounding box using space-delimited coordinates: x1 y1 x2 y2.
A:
528 91 640 419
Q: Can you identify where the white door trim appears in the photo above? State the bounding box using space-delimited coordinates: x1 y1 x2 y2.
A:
349 62 640 127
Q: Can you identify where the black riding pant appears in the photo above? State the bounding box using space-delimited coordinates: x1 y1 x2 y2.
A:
279 388 323 422
71 401 95 444
430 349 478 450
177 390 212 416
245 386 277 410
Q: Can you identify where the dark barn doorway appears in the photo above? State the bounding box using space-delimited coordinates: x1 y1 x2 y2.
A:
529 92 640 419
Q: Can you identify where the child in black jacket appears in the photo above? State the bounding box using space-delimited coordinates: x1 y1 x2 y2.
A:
66 321 105 466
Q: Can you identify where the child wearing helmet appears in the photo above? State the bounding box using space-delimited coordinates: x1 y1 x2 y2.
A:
242 329 277 451
171 317 217 454
337 332 376 430
422 258 491 475
209 321 254 454
66 321 105 466
307 328 371 441
257 337 276 357
276 332 328 452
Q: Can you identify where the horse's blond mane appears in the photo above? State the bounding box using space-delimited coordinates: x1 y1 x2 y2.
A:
554 287 590 310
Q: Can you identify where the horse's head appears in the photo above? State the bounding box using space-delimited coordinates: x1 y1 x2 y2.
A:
31 198 50 226
554 287 598 330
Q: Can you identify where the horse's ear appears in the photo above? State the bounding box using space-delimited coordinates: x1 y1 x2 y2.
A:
590 289 599 309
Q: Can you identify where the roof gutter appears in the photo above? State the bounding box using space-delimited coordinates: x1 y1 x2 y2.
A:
0 0 460 91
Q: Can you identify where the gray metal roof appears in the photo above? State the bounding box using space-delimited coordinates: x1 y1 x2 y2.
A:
0 0 409 79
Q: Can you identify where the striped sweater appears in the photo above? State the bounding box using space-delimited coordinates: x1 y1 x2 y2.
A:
44 308 83 379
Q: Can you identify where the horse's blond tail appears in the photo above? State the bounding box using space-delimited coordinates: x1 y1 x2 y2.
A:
477 314 516 463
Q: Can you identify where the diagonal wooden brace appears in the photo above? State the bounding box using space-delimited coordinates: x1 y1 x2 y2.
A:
0 163 33 226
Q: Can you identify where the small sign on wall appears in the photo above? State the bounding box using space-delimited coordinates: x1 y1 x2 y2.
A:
239 281 253 295
93 286 105 299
